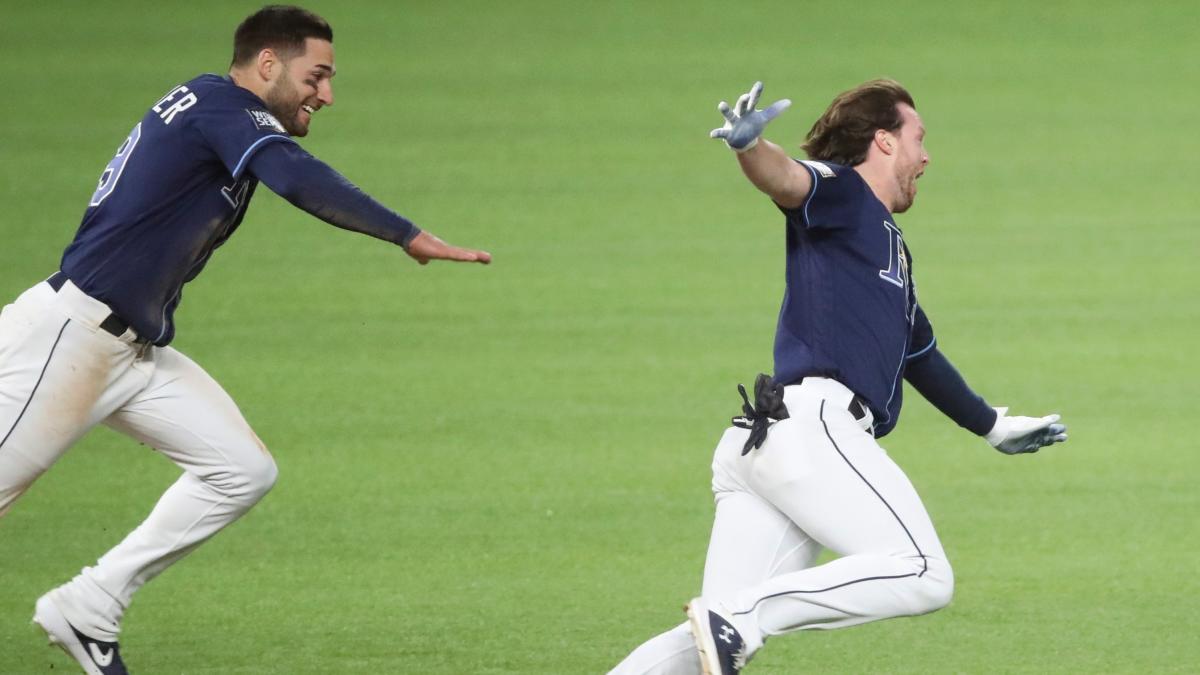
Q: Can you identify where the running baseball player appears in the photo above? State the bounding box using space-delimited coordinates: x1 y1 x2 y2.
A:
609 81 1067 674
0 6 489 674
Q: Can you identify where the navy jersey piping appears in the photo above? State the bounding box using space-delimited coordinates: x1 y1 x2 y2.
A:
799 161 820 227
232 134 293 179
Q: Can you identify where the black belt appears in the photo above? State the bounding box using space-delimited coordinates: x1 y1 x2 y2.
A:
734 374 873 454
848 395 870 422
46 272 146 344
785 375 871 422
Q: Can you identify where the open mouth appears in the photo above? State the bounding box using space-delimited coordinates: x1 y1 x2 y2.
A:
302 104 316 114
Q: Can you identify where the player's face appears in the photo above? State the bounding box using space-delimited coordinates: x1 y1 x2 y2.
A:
265 38 336 137
891 104 929 214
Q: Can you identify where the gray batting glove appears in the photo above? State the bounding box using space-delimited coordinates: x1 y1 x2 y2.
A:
985 407 1068 455
710 81 791 153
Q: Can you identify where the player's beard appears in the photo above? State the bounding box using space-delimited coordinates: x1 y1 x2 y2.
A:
893 167 921 213
264 70 309 137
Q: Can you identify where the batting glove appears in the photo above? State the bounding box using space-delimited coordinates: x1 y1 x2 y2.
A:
985 407 1068 455
710 81 791 153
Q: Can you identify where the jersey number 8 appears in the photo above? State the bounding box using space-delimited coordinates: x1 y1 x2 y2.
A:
89 123 142 207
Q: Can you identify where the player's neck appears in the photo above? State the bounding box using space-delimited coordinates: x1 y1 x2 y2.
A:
228 69 271 103
852 162 900 213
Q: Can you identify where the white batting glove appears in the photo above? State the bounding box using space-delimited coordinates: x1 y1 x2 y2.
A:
985 407 1068 455
710 81 791 153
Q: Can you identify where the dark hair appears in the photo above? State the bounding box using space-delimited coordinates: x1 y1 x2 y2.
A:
231 5 333 66
802 79 914 166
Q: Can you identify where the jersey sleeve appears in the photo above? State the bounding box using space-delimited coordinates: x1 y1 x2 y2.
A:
778 160 865 231
248 141 422 247
905 303 937 363
189 86 296 180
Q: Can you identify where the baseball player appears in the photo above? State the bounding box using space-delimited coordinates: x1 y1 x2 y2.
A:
609 81 1067 675
0 6 489 674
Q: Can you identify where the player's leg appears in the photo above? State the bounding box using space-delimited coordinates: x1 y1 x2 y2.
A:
713 389 953 654
608 428 821 675
701 427 824 598
42 345 277 641
0 281 146 516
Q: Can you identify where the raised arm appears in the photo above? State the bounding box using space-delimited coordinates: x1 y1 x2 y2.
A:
249 141 490 265
710 82 813 209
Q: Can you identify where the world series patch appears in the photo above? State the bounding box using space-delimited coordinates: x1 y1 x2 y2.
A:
246 109 286 133
800 160 836 178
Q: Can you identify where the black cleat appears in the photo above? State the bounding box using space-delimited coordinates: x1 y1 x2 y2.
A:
686 597 747 675
33 595 129 675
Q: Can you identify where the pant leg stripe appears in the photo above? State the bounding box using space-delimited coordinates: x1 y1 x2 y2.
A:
733 573 918 616
818 399 928 576
730 402 932 618
0 319 71 452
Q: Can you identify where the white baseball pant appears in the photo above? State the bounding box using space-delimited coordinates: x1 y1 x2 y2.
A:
610 377 953 674
0 278 277 641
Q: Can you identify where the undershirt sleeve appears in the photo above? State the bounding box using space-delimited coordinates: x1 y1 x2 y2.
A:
247 141 421 247
905 346 998 436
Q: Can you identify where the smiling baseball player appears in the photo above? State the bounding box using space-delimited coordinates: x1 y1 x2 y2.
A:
609 81 1067 675
0 6 489 674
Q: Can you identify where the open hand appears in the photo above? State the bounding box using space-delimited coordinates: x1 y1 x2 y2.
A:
405 231 491 266
710 81 791 152
985 407 1068 455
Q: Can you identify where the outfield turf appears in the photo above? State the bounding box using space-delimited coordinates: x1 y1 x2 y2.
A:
2 1 1198 672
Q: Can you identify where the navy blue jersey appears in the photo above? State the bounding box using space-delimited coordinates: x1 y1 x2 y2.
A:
773 160 935 436
60 74 296 345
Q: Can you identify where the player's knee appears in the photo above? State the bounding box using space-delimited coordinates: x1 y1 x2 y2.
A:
217 443 277 503
914 556 954 614
239 450 278 502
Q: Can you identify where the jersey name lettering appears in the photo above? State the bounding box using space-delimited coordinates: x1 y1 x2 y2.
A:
152 85 198 124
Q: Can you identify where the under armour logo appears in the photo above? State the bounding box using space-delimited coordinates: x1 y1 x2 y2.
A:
719 624 735 644
88 643 114 667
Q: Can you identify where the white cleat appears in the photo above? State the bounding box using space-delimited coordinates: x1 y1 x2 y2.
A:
686 597 747 675
32 594 129 675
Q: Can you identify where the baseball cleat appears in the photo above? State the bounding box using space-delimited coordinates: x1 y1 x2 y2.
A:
686 597 747 675
33 595 129 675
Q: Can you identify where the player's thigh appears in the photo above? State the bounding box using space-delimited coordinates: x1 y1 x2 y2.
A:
748 410 946 561
702 426 822 597
104 347 274 485
701 489 821 599
0 292 142 507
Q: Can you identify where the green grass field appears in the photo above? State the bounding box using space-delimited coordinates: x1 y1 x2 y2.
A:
2 1 1198 672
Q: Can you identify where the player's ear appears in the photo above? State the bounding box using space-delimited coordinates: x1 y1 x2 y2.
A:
256 48 280 82
874 129 896 156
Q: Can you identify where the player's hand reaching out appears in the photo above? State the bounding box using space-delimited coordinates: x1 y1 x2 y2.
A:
710 81 791 152
985 407 1068 454
404 231 491 266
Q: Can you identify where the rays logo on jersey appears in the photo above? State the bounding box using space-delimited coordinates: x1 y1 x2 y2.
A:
247 109 286 133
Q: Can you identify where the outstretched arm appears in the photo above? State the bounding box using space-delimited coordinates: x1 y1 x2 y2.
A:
905 347 998 435
249 142 490 265
906 347 1067 455
710 82 813 209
